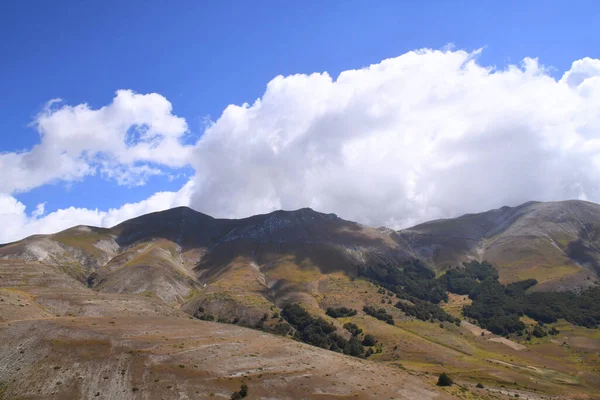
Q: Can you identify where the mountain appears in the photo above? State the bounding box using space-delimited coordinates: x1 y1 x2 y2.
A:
399 200 600 291
0 207 416 320
2 201 600 318
1 201 600 399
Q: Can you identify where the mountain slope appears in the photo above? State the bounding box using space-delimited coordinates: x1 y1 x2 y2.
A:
2 201 600 399
399 200 600 290
0 316 452 400
0 207 416 311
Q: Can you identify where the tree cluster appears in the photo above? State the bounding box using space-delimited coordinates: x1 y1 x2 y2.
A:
281 304 370 358
363 306 394 325
442 261 600 335
358 259 448 304
326 307 358 318
343 322 363 336
394 297 459 324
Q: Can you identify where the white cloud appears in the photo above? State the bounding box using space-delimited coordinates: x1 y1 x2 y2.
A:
0 180 193 243
4 48 600 243
189 49 600 228
31 202 46 218
0 90 192 194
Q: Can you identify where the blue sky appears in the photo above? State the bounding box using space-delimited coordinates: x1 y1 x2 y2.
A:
1 1 600 242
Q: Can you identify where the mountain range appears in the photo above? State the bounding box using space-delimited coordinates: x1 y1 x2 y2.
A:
1 200 599 399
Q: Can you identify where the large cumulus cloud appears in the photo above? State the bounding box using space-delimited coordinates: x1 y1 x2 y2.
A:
190 49 600 228
3 48 600 243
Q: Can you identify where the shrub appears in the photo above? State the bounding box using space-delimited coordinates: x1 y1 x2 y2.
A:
395 299 458 324
344 337 365 358
326 307 357 318
230 392 242 400
443 268 478 295
532 325 547 338
363 306 394 325
362 334 376 346
437 372 453 386
239 383 248 397
343 322 363 337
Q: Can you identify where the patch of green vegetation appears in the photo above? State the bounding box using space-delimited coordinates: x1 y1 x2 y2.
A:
358 259 448 304
362 334 376 346
280 304 373 358
357 259 461 325
463 276 527 335
230 382 248 399
326 307 357 318
363 306 394 325
443 261 600 334
524 288 600 328
395 297 459 324
437 372 453 386
442 261 498 295
343 322 363 336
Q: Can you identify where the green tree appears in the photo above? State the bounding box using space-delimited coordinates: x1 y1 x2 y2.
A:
362 334 376 346
239 383 248 397
437 372 453 386
343 322 362 336
343 337 365 358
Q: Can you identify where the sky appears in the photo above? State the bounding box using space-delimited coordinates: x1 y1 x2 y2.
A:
1 0 600 243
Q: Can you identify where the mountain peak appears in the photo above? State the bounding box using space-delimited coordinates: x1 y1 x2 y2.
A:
269 207 338 219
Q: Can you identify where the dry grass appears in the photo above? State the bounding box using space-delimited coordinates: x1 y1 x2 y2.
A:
440 293 471 319
0 316 453 400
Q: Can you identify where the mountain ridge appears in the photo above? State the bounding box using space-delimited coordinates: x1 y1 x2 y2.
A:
2 200 600 399
3 200 600 293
